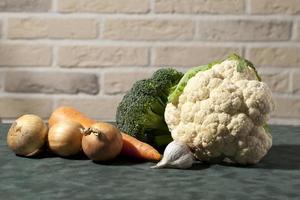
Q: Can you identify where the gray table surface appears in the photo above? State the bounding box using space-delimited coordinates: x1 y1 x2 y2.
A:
0 123 300 200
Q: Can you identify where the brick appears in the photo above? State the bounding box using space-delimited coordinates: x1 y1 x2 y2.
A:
58 0 149 13
197 20 291 41
292 72 300 94
261 71 289 93
272 96 300 118
0 97 53 119
0 44 51 66
247 48 300 68
0 0 51 12
103 70 154 94
0 20 2 38
153 46 240 67
155 0 244 14
5 71 99 95
250 0 300 15
104 19 194 41
58 46 148 67
8 18 98 39
56 96 123 120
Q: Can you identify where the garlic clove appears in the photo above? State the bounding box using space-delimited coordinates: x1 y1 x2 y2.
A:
151 140 194 169
151 160 168 169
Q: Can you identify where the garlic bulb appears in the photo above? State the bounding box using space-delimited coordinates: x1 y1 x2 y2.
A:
151 140 194 169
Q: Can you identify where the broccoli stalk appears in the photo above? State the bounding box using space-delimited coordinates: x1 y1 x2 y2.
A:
141 109 167 132
139 108 172 145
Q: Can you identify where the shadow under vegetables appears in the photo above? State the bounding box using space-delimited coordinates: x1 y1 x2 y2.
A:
221 145 300 170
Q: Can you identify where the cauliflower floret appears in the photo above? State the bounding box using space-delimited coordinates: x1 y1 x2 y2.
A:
165 59 275 165
234 127 272 164
236 80 274 125
214 60 258 82
210 80 243 114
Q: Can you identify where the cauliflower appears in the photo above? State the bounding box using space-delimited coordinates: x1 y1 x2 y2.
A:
165 54 274 165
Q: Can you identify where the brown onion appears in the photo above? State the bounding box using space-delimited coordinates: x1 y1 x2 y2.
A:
82 122 123 161
48 120 83 157
7 114 48 156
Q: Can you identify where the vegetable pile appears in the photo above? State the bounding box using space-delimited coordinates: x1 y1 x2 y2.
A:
7 107 162 162
117 54 275 168
6 54 275 170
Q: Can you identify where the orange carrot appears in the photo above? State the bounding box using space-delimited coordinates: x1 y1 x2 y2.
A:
49 107 96 128
121 133 161 161
49 106 162 161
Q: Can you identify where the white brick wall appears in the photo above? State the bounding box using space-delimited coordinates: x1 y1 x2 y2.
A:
0 0 299 125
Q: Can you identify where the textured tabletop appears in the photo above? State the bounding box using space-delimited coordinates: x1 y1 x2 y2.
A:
0 124 300 200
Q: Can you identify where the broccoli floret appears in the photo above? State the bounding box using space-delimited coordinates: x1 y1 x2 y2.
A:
151 68 185 102
116 68 183 147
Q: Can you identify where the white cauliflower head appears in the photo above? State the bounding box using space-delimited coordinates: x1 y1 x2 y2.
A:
165 57 274 164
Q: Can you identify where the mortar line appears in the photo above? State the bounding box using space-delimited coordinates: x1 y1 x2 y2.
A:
272 93 300 98
269 118 300 126
2 117 299 126
52 46 58 67
0 92 124 99
98 70 105 96
52 96 59 110
0 69 6 93
150 0 155 14
98 17 104 39
146 46 152 67
289 69 294 93
245 0 251 15
240 46 246 57
2 16 8 39
52 0 58 13
3 39 300 47
150 46 156 67
291 18 298 41
0 13 299 20
259 67 293 74
193 18 198 41
0 66 160 73
9 66 240 73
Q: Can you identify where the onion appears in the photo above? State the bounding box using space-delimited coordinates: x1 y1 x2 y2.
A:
82 122 123 161
48 120 83 157
7 114 48 156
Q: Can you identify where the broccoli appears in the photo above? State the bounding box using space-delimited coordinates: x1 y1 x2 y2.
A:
116 68 183 147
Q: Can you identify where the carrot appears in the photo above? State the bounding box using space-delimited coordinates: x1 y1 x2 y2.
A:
121 133 161 161
48 107 96 128
49 106 162 161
